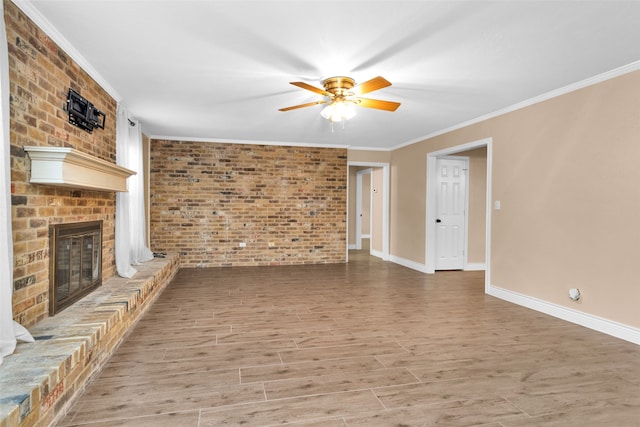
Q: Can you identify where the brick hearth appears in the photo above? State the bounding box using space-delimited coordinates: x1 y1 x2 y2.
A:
0 254 179 427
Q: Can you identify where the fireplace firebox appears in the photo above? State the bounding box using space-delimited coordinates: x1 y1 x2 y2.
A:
49 221 102 315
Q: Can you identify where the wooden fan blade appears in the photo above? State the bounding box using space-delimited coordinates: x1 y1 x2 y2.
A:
279 100 328 112
352 76 392 96
355 98 401 111
290 81 332 96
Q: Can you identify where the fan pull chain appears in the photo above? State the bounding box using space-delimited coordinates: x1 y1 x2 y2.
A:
328 119 347 133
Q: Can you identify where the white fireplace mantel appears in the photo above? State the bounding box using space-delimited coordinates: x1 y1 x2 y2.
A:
24 146 136 192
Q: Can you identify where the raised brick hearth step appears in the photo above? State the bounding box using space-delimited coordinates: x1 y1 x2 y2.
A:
0 254 179 427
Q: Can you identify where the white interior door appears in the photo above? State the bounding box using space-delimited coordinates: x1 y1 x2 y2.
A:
435 157 468 270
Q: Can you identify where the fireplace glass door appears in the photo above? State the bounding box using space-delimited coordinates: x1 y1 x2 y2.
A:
50 221 102 315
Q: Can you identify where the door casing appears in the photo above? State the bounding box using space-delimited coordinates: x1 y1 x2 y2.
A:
355 168 372 251
426 138 493 293
347 162 390 262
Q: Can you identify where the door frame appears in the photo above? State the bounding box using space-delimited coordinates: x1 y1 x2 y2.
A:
347 162 390 262
426 138 493 293
434 155 470 270
355 168 372 251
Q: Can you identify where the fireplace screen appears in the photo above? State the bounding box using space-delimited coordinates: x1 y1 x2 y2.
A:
49 221 102 315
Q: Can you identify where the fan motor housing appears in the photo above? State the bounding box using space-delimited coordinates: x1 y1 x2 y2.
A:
323 76 355 96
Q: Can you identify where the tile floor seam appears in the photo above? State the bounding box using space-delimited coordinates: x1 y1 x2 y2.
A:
253 366 413 387
159 348 168 360
64 408 206 425
258 385 404 405
263 415 347 427
251 388 385 405
405 367 424 383
395 340 412 354
369 387 389 410
500 394 535 418
373 354 389 368
239 360 288 371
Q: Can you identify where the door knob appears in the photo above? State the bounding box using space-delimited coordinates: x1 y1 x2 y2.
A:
436 219 441 223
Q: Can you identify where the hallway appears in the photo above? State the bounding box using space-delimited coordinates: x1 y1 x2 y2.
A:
59 252 640 426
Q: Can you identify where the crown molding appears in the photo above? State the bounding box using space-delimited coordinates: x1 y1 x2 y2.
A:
392 60 640 151
347 145 393 152
11 0 121 102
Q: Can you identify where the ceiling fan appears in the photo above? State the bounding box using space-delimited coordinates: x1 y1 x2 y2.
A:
279 76 400 122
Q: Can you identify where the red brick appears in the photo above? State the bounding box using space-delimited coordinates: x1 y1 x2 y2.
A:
7 0 117 327
150 141 346 268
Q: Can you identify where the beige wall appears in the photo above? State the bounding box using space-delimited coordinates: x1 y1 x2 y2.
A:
457 147 487 264
488 72 640 328
371 168 384 253
352 70 640 329
390 145 428 261
347 166 365 245
361 173 371 235
348 150 391 164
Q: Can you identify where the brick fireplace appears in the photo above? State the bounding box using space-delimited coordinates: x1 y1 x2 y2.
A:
2 4 182 426
6 0 118 327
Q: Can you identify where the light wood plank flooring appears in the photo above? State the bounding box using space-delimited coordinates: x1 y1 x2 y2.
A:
58 251 640 426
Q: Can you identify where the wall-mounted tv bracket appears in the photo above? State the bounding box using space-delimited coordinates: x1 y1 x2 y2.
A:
65 89 106 133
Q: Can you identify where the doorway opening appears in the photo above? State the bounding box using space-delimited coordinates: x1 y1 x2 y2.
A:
426 138 492 292
347 162 389 262
355 168 372 252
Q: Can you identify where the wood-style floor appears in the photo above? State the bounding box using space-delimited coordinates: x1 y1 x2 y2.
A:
59 250 640 426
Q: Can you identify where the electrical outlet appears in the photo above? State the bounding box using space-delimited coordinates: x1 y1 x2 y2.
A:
268 242 275 247
239 242 246 247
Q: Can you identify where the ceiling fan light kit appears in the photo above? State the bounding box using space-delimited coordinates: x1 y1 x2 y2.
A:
320 100 357 122
279 75 400 126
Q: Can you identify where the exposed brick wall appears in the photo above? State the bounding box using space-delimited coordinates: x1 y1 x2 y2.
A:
6 0 118 327
150 140 347 267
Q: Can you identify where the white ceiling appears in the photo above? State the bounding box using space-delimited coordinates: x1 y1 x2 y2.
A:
16 0 640 150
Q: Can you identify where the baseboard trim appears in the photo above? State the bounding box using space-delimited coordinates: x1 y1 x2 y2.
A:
464 263 486 271
488 285 640 345
370 248 387 261
389 255 428 273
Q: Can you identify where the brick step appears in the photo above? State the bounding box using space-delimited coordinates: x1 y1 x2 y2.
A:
0 254 180 427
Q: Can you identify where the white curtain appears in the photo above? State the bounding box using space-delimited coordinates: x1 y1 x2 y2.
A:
1 1 34 365
115 104 153 278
